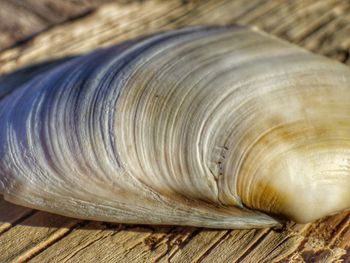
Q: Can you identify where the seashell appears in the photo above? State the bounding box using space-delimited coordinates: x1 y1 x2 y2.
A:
0 25 350 229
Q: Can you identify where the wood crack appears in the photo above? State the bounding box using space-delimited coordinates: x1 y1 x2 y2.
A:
195 230 231 262
234 229 271 262
60 229 110 263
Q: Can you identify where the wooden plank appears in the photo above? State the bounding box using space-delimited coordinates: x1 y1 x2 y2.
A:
0 209 82 262
30 223 182 262
0 0 126 51
0 197 34 235
0 0 350 262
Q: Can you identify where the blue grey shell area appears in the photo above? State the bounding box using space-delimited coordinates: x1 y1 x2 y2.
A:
1 25 350 228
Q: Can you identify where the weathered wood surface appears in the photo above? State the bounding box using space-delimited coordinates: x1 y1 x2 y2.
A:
0 0 134 51
0 0 350 262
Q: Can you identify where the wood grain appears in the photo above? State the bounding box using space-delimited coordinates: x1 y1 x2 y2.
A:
0 0 349 262
0 0 136 51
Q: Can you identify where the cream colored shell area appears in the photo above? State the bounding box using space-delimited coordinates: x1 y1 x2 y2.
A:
0 26 350 229
116 27 350 223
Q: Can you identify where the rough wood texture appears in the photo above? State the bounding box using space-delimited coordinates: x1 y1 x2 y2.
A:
0 0 349 262
0 0 137 51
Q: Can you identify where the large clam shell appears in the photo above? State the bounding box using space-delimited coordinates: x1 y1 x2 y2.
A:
0 25 349 229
